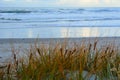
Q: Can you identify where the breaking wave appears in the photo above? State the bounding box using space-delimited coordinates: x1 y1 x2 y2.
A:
0 10 32 13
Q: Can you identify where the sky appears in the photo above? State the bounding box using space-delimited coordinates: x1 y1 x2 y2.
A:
0 0 120 7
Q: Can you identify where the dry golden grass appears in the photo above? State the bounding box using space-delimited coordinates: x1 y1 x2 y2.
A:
0 40 120 80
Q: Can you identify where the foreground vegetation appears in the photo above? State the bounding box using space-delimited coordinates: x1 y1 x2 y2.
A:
0 40 120 80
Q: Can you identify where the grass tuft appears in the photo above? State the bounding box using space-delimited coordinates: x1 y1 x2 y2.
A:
0 40 120 80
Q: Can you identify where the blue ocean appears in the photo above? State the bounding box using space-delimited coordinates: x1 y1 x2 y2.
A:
0 7 120 38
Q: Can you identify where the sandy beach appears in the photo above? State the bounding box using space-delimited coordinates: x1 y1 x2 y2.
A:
0 37 120 63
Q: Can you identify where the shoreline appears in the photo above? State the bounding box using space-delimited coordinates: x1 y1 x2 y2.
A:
0 37 120 43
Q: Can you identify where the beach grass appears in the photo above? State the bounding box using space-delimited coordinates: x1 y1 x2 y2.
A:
0 40 120 80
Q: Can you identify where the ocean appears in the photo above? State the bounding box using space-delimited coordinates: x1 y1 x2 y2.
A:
0 7 120 38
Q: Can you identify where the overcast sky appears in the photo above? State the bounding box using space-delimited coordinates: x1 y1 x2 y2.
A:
0 0 120 7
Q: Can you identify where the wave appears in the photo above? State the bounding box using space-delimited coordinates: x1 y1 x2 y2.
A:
0 17 21 21
0 8 86 14
91 9 120 13
0 17 120 23
57 8 85 13
0 8 119 14
45 8 120 13
0 10 32 13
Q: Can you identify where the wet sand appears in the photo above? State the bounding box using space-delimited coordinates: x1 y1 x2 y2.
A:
0 37 120 63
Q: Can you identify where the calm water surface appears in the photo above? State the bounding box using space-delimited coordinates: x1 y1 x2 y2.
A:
0 27 120 38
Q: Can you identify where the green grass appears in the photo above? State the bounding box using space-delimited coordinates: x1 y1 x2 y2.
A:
0 40 120 80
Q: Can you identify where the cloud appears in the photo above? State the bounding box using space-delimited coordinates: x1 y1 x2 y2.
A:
56 0 119 7
26 0 33 2
1 0 120 7
3 0 14 1
56 0 100 7
3 0 37 2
